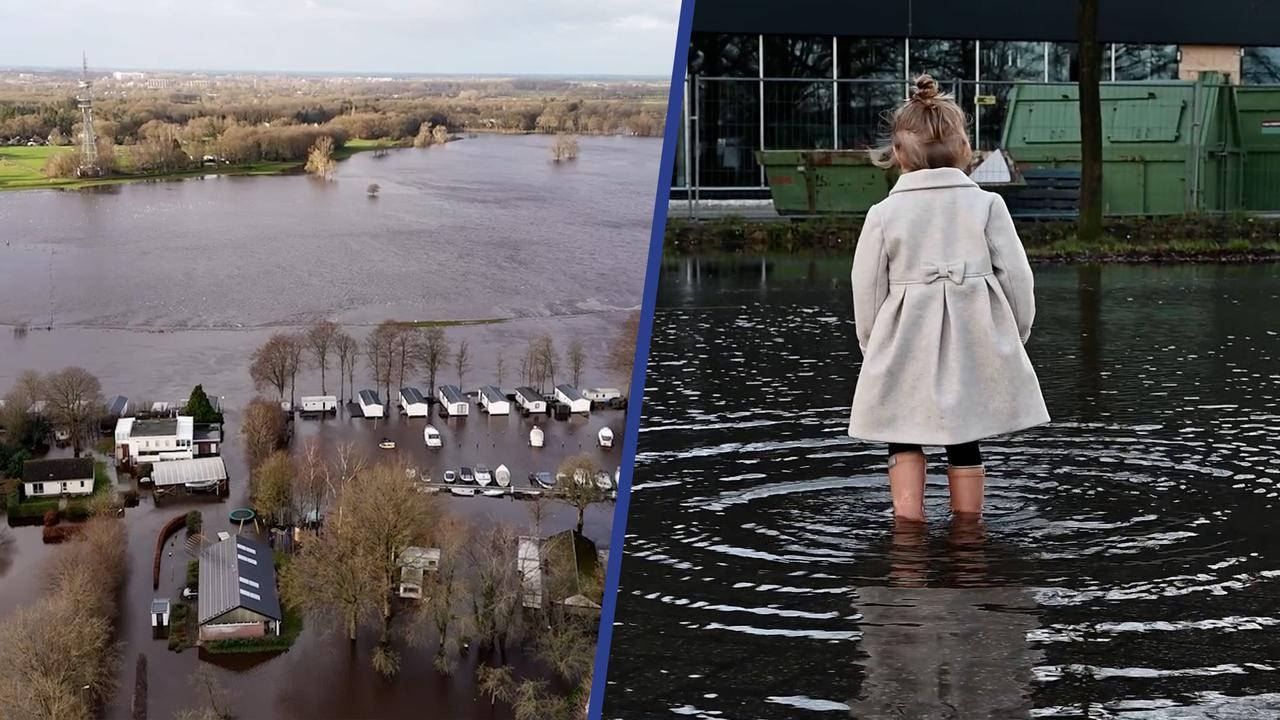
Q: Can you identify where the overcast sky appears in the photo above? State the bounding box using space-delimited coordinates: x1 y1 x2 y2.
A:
0 0 681 76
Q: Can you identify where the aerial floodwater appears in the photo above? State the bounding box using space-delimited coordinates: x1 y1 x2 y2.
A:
604 257 1280 719
0 133 658 719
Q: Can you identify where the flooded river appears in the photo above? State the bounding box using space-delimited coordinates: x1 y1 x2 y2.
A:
603 257 1280 719
0 133 657 718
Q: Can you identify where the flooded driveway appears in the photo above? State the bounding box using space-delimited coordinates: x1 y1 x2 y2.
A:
603 257 1280 718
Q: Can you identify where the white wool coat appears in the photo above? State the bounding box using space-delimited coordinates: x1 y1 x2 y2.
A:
847 167 1050 446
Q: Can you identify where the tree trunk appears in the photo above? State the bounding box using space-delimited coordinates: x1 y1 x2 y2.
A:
1077 0 1104 242
321 363 327 395
576 507 585 534
347 607 358 642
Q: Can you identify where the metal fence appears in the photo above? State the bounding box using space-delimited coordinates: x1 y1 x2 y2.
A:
675 76 1280 217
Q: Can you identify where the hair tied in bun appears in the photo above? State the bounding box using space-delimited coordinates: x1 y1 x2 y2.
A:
913 74 940 104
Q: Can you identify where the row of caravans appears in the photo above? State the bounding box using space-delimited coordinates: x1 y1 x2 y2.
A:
326 385 623 421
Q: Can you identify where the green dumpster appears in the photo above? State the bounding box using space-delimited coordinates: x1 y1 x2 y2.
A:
1236 86 1280 212
755 150 895 216
1001 72 1243 215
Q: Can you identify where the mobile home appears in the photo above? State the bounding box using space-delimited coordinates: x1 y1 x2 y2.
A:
583 388 622 403
437 385 469 416
515 386 547 414
105 395 130 418
299 395 338 415
399 387 430 417
357 390 385 419
555 385 591 414
479 385 510 415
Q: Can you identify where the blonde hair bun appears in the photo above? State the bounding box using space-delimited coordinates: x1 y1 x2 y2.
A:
913 74 940 103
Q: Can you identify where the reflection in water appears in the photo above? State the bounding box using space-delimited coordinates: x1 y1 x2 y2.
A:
854 521 1040 719
604 257 1280 719
0 528 13 578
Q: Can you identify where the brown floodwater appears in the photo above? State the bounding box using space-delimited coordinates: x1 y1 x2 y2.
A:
0 133 656 719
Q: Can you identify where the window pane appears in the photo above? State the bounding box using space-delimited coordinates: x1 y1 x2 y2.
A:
1048 43 1079 82
1113 44 1178 81
695 78 761 187
909 39 974 83
764 81 834 149
1243 47 1280 85
764 35 833 78
981 41 1046 82
838 38 903 80
689 33 759 78
838 81 900 149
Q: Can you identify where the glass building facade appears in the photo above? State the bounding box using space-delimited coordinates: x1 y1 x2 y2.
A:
676 35 1278 193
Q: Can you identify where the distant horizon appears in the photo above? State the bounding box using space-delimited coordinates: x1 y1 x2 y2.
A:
0 62 669 82
0 0 680 78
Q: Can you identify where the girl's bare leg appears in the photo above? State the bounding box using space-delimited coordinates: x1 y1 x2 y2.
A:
947 465 985 518
888 450 927 521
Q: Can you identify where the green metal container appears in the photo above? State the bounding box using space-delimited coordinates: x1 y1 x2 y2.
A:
755 150 894 216
1235 86 1280 212
1000 73 1242 215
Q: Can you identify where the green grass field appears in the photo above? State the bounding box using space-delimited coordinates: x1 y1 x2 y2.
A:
0 138 394 191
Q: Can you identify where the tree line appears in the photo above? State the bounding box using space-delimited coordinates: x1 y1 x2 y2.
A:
248 318 632 408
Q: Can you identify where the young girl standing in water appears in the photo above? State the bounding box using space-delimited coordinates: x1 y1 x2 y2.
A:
848 75 1050 521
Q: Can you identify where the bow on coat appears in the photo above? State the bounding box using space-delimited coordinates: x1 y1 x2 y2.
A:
922 260 966 285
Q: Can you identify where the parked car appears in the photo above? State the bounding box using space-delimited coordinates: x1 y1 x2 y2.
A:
459 467 476 484
442 469 457 484
474 464 492 487
182 587 198 600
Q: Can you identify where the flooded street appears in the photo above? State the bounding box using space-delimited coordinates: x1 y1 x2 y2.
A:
604 257 1280 718
0 133 655 718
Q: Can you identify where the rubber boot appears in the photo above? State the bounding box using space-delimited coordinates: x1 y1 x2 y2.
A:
947 464 985 518
888 450 927 522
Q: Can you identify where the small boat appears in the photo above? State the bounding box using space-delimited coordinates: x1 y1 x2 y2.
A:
594 470 612 491
494 464 511 487
530 425 544 448
530 472 554 489
597 426 614 448
378 438 396 450
481 488 506 497
459 467 476 484
573 469 590 487
450 486 476 497
474 464 492 487
442 469 457 484
423 425 442 448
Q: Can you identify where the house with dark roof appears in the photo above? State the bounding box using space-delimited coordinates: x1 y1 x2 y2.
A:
22 457 95 498
197 534 282 642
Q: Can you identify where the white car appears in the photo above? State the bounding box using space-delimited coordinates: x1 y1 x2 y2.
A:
182 587 198 600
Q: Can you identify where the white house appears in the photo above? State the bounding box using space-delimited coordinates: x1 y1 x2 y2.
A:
22 457 94 497
115 416 195 466
515 386 547 414
399 387 430 417
357 390 384 418
479 385 510 415
437 385 469 416
398 546 441 599
555 384 591 414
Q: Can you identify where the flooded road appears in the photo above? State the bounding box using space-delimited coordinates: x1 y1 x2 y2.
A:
0 132 655 718
603 257 1280 719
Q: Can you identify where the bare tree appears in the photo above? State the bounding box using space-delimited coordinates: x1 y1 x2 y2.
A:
283 518 374 643
306 320 340 396
364 321 400 404
453 339 471 390
566 339 587 388
240 397 287 470
415 327 449 394
550 134 580 162
555 453 605 535
284 333 306 407
305 135 337 180
293 438 329 526
42 367 103 457
334 331 358 403
528 334 558 392
464 523 523 658
184 664 235 720
608 310 641 391
392 324 418 396
411 517 466 665
495 350 507 387
249 333 297 401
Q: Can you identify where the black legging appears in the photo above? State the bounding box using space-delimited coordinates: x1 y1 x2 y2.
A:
888 441 982 466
